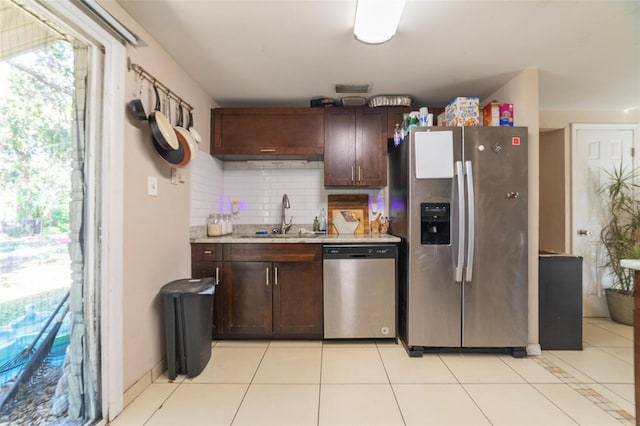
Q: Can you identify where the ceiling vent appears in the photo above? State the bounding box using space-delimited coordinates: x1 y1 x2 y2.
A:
334 83 372 94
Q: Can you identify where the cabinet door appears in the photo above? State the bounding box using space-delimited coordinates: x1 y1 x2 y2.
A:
191 244 223 338
212 108 324 159
323 108 356 186
222 261 273 336
324 107 388 187
272 261 323 337
355 108 387 187
192 260 224 338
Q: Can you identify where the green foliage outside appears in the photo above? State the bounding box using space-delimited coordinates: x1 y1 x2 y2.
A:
0 41 74 238
0 41 75 326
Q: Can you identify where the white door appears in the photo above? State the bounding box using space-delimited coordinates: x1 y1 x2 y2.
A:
571 124 638 317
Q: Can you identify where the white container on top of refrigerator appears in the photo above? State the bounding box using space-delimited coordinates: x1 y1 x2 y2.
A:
389 126 528 357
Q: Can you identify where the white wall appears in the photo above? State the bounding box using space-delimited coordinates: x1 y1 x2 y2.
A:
483 68 541 355
99 0 217 404
540 109 640 130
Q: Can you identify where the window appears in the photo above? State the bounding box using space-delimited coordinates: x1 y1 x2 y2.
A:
0 0 124 422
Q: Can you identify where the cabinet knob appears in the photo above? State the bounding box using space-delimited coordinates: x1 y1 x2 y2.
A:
266 267 270 286
577 229 591 236
260 149 276 153
274 266 278 286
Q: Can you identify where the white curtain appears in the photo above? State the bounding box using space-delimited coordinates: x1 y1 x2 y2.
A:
68 39 89 419
51 38 94 421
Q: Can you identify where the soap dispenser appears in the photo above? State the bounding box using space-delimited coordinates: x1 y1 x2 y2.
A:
319 208 327 232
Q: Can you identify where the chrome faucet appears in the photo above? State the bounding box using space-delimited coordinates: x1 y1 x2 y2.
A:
280 193 293 234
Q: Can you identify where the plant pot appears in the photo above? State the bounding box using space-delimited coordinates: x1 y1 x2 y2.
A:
605 288 633 325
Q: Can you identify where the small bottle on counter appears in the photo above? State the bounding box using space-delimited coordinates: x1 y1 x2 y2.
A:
313 216 319 232
371 216 380 237
379 217 389 234
319 208 327 232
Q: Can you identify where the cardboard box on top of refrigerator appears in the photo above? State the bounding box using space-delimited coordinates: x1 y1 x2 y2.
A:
499 103 514 126
444 97 480 126
483 101 500 126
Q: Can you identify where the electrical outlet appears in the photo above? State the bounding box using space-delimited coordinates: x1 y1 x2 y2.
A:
147 176 158 196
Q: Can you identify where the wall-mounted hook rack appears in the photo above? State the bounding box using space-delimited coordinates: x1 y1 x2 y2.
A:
127 57 193 111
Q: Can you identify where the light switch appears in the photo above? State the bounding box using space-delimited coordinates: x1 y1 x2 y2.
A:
147 176 158 196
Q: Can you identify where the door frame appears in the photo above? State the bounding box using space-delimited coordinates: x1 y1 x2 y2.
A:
570 123 639 316
33 1 126 422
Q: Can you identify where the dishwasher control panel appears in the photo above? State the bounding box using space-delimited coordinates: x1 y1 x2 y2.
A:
323 245 398 259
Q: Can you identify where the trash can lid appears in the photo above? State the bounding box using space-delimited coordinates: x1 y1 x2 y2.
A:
160 277 215 295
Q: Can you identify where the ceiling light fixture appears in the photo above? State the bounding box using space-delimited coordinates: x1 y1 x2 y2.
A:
353 0 407 44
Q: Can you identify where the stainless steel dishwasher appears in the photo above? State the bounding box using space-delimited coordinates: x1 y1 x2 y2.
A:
323 245 397 339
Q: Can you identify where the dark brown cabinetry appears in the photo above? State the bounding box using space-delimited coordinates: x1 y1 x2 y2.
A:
211 107 324 160
222 261 272 336
272 260 322 336
191 243 323 339
191 244 224 337
323 107 388 187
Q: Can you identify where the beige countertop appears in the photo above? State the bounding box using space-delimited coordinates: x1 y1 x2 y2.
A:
191 233 400 244
621 259 640 271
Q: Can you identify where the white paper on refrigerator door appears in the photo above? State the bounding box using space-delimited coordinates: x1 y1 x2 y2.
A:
415 131 454 179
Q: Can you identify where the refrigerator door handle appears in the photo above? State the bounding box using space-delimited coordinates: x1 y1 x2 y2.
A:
455 161 465 282
464 160 475 282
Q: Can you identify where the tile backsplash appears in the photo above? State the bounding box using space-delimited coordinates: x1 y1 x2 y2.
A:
190 159 386 229
190 153 224 227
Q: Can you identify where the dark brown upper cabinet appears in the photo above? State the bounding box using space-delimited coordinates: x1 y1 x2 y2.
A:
323 107 388 187
211 107 324 160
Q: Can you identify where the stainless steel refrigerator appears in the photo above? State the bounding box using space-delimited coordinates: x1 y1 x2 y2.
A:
389 126 528 357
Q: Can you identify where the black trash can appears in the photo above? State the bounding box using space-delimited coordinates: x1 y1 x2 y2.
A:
539 252 583 350
161 277 215 380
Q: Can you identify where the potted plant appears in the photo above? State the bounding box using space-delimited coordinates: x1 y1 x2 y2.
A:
599 165 640 325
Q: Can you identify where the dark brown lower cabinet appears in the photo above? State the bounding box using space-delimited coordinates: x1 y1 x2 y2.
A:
223 261 272 336
191 244 223 337
272 260 323 336
191 243 322 339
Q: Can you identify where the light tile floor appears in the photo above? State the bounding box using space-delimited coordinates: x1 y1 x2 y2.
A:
111 318 634 425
